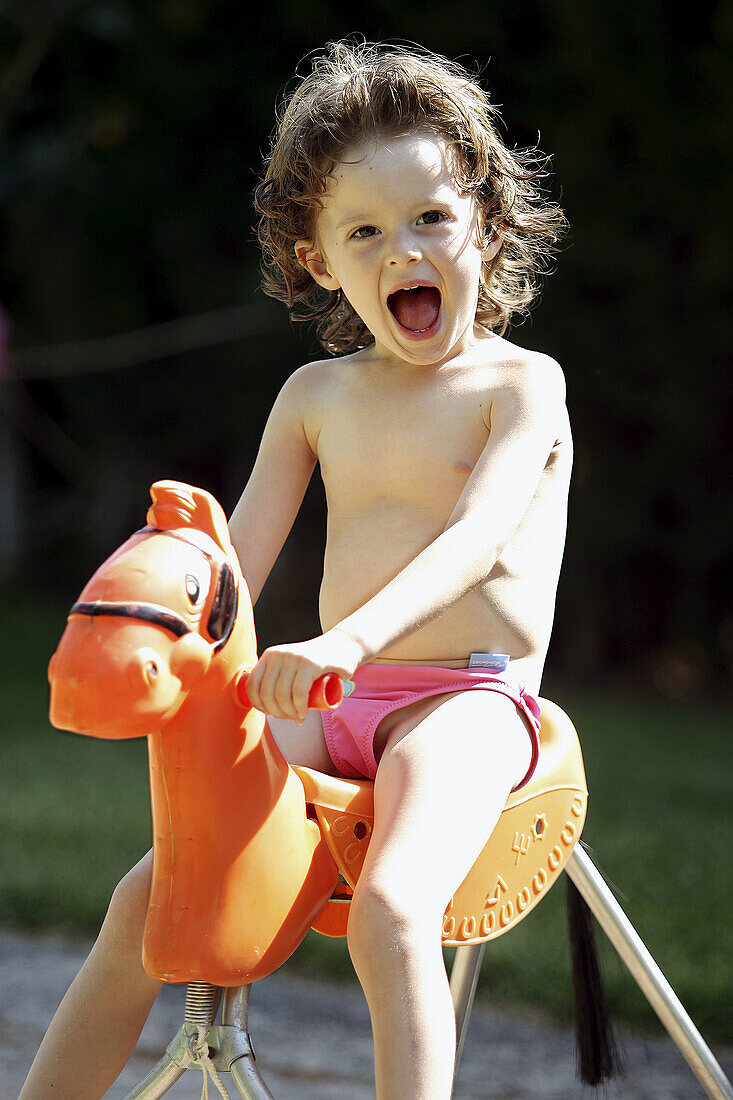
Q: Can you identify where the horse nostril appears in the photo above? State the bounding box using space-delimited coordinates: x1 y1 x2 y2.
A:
134 647 164 690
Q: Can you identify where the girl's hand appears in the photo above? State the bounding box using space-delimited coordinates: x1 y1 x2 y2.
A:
244 628 364 723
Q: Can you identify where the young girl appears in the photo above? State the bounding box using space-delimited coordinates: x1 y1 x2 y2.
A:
21 39 570 1100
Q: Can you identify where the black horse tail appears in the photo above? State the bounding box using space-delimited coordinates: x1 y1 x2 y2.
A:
566 848 624 1085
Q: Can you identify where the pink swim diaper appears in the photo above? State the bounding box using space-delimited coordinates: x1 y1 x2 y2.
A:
321 662 541 790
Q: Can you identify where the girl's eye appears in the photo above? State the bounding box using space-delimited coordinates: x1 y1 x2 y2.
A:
351 225 379 240
417 210 446 225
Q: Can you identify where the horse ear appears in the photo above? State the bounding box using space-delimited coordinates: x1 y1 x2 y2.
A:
147 481 232 554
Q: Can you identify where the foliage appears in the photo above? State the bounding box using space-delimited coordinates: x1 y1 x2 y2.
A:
0 1 730 693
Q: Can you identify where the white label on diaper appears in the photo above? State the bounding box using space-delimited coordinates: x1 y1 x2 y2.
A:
469 652 510 672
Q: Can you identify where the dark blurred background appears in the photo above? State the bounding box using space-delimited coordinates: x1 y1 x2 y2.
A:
1 0 730 701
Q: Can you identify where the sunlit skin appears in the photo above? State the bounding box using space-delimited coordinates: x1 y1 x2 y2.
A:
20 132 571 1100
226 133 571 1099
235 132 571 724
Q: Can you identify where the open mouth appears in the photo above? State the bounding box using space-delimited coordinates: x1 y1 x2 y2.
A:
387 285 442 334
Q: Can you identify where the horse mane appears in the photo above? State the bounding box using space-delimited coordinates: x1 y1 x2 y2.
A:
147 481 232 555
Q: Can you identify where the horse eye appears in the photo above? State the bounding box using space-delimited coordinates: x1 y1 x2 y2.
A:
185 574 201 603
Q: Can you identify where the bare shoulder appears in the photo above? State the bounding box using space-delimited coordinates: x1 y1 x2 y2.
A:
481 337 569 439
488 337 565 398
278 355 336 401
273 353 352 452
283 351 361 399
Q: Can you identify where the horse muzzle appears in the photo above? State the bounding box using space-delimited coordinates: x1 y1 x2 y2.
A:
48 616 187 738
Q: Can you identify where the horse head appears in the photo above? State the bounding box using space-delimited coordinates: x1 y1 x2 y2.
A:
49 481 257 739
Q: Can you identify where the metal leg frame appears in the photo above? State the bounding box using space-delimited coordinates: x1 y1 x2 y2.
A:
449 941 486 1072
122 982 275 1099
449 846 733 1100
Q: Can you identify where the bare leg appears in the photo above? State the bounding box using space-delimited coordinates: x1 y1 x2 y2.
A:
266 709 337 772
347 691 533 1100
19 850 161 1100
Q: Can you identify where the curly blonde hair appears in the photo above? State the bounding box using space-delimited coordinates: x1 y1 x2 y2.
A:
255 39 567 354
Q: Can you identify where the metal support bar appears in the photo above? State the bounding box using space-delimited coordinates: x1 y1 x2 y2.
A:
449 943 486 1074
121 1053 187 1100
565 846 733 1100
121 982 276 1099
229 1055 278 1099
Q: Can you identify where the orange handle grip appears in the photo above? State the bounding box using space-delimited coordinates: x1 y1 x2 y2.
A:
308 674 344 710
236 672 343 712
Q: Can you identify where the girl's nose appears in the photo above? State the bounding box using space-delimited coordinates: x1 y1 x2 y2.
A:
389 250 420 266
387 231 422 266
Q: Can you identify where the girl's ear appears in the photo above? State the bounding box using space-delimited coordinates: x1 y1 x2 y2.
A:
294 240 340 291
481 224 504 263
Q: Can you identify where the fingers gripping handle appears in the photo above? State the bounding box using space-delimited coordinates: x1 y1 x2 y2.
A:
236 672 344 712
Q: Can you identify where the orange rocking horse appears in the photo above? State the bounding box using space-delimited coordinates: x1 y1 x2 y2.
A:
48 480 589 1095
47 482 733 1100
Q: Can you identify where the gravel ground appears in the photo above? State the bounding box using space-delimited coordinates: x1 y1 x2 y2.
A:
3 929 732 1099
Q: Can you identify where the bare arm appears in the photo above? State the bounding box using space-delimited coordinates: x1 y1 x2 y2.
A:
229 365 319 605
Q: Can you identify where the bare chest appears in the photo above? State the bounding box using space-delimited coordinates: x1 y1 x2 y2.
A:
316 380 488 513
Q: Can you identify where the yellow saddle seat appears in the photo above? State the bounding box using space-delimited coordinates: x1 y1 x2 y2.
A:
295 698 587 943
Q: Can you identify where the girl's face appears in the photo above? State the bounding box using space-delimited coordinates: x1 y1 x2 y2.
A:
295 131 499 368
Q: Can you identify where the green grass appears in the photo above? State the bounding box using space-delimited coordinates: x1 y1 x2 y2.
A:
1 600 152 928
2 599 731 1043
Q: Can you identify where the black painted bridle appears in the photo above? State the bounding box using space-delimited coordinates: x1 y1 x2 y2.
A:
69 527 239 652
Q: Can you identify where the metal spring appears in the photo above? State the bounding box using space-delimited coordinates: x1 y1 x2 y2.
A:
184 980 221 1025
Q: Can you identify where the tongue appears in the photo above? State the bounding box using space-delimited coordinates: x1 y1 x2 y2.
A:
389 286 441 331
